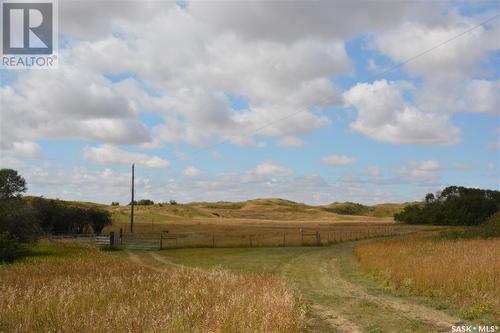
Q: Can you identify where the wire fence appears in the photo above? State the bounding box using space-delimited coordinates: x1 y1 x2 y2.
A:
45 225 422 250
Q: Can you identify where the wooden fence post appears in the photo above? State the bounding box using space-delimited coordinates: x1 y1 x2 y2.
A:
119 228 123 245
109 232 115 246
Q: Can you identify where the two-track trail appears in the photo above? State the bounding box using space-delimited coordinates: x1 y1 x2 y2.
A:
280 241 461 332
127 239 463 333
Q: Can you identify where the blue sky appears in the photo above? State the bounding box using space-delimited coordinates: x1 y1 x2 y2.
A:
0 0 499 204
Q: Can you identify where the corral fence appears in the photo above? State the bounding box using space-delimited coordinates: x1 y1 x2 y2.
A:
46 225 422 250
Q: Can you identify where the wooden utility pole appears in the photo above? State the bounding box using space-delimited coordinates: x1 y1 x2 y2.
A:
130 164 135 235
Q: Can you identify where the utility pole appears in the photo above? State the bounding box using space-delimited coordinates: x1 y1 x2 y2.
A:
130 164 135 235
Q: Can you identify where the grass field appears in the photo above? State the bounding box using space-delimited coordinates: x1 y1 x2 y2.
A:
355 236 500 321
105 198 405 225
0 242 304 333
2 208 497 332
130 238 466 332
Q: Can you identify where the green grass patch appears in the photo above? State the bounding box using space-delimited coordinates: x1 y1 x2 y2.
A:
438 212 500 239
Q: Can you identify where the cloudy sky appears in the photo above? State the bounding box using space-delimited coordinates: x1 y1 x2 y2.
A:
1 0 499 205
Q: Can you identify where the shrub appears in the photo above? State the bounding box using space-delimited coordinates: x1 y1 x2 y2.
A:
0 199 39 243
87 208 112 234
0 233 24 263
324 202 372 215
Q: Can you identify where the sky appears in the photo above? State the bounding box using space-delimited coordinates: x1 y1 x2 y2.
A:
0 0 499 205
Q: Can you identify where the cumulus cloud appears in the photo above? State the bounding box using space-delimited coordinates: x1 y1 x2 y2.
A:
372 20 500 79
371 18 500 117
83 145 170 168
401 160 441 183
344 80 460 145
0 67 151 148
182 166 202 176
321 155 357 166
9 142 43 159
242 161 293 182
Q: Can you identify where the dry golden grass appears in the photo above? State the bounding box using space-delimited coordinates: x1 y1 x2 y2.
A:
355 236 500 320
0 244 304 332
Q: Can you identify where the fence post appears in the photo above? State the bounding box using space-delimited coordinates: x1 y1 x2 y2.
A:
110 232 115 246
212 233 215 248
160 232 163 250
316 231 320 246
119 228 123 245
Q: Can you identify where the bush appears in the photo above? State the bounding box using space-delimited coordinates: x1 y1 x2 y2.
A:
169 200 178 205
395 186 500 226
324 202 371 215
87 208 112 234
0 233 24 263
440 212 500 239
111 202 120 206
137 199 154 206
0 199 39 242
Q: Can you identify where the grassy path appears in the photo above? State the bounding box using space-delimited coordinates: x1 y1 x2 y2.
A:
127 240 463 332
280 242 461 332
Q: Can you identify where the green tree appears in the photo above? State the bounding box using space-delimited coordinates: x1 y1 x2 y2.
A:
0 169 27 199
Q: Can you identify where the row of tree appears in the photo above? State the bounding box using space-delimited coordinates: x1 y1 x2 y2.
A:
395 186 499 225
0 169 112 244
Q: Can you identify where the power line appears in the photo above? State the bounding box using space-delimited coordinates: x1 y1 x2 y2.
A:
371 13 500 79
181 12 500 159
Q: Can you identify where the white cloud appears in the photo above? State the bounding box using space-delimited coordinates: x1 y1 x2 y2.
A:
401 160 441 183
9 141 43 159
321 155 357 166
242 161 293 182
190 1 434 42
276 136 305 148
182 166 202 176
416 79 500 115
367 165 382 177
83 145 170 168
253 161 293 177
0 67 151 148
371 18 500 118
344 80 460 145
372 20 499 79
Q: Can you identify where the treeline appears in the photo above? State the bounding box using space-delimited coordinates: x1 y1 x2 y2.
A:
1 169 111 262
395 186 499 226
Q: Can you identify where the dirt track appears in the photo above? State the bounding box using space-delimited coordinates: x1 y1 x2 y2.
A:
128 240 464 332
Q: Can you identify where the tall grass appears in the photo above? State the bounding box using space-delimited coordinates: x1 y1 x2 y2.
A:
0 244 304 332
355 236 500 320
